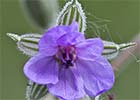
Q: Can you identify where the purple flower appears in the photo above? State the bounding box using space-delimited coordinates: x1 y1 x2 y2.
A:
24 22 114 100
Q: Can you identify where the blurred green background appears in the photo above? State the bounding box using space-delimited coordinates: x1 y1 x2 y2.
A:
0 0 139 100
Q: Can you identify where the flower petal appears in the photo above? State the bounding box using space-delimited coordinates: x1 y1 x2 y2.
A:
69 21 79 32
39 22 80 56
76 38 104 59
47 67 85 100
39 25 70 56
59 98 78 100
57 32 85 46
76 56 114 97
59 97 79 100
24 53 59 84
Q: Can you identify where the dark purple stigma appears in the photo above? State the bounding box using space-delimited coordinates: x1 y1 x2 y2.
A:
56 46 76 68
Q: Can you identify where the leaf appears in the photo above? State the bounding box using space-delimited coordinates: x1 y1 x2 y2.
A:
7 33 41 57
103 40 136 60
26 80 48 100
56 0 86 33
81 95 92 100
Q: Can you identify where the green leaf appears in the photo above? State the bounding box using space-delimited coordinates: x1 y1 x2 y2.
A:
7 33 41 56
26 80 48 100
81 95 92 100
103 40 136 60
56 0 86 33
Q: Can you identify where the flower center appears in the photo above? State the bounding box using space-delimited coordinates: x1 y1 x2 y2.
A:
56 46 76 68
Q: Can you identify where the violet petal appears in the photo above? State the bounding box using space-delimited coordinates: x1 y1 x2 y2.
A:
69 21 79 32
47 67 85 100
76 38 104 59
39 25 70 56
24 53 59 84
76 56 114 97
57 32 85 46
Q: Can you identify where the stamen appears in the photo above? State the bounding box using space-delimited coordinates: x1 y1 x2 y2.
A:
56 46 76 68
